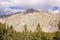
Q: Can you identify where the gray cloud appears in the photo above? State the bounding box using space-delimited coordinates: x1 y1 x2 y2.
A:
0 0 60 15
0 0 60 9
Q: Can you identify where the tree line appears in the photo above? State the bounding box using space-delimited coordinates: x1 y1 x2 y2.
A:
0 22 60 40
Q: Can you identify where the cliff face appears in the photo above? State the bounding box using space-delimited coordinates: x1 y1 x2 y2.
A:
0 9 60 32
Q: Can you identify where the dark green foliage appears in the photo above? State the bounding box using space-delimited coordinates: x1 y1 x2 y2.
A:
41 32 47 40
0 23 60 40
34 24 42 40
35 24 42 32
54 21 60 40
0 23 6 40
58 22 60 29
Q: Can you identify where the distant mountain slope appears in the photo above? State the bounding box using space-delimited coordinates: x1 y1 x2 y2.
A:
0 12 22 18
0 9 60 32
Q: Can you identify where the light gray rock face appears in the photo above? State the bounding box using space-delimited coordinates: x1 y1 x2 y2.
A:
0 11 60 33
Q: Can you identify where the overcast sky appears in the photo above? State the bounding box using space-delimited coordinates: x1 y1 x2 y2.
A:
0 0 60 15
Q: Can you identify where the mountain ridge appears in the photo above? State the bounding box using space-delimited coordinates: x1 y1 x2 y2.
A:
0 8 39 18
0 9 60 33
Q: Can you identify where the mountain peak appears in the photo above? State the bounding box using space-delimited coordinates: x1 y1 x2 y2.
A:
24 8 39 13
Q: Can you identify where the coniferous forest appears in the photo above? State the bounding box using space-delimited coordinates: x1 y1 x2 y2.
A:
0 22 60 40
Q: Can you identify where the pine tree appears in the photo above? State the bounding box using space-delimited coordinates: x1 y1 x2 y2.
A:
22 24 29 40
0 23 3 40
41 32 47 40
23 24 28 33
54 21 60 40
34 23 42 40
0 23 7 40
35 24 42 32
58 22 60 29
57 21 60 39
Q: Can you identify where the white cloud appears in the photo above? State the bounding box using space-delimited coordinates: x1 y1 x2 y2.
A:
0 0 60 10
0 1 10 8
48 9 60 13
30 0 45 5
4 8 24 13
0 0 60 15
49 0 60 7
0 0 48 8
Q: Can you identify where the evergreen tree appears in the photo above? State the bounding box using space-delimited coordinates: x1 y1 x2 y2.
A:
54 21 60 40
22 24 29 40
56 21 60 39
23 24 28 33
35 24 42 32
0 23 3 40
7 25 13 40
41 32 47 40
34 24 42 40
58 22 60 29
0 23 6 40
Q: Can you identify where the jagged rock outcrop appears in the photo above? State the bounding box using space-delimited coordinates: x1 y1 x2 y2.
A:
0 9 60 33
24 8 39 14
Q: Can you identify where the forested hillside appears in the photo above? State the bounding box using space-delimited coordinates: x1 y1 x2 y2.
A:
0 22 60 40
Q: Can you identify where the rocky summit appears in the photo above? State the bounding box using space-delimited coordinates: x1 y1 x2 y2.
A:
0 9 60 33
